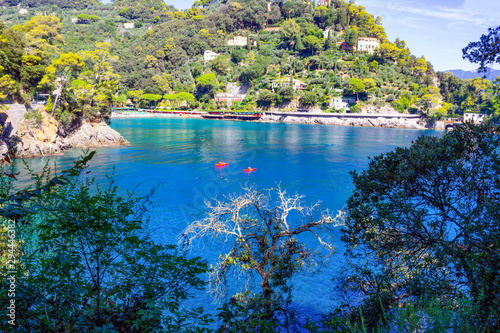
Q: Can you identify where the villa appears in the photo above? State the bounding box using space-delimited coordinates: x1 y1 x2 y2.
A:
357 37 379 54
463 112 486 124
204 50 222 63
330 96 356 111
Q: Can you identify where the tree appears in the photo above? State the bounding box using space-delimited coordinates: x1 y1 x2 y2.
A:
175 92 196 108
349 77 365 101
210 55 231 75
76 42 120 120
0 152 212 332
344 27 358 50
363 78 376 98
182 186 344 320
342 123 500 330
246 29 251 50
414 56 428 76
299 91 318 106
152 73 173 93
15 15 64 59
240 63 265 82
231 48 246 64
256 89 276 108
246 51 256 65
303 35 322 54
0 74 17 101
127 89 143 106
463 26 500 74
280 18 300 41
39 52 84 116
295 32 305 52
278 86 294 103
141 93 162 107
196 72 219 97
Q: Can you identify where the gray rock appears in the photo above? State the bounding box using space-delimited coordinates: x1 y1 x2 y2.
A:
0 139 8 160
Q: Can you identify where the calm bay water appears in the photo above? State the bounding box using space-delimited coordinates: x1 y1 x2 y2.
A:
21 117 439 318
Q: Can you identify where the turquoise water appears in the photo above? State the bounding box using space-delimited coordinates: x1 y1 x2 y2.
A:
21 118 439 318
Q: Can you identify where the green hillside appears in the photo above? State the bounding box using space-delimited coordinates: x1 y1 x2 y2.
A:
0 0 499 122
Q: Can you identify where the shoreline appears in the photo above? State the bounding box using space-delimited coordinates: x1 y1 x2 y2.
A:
112 111 445 130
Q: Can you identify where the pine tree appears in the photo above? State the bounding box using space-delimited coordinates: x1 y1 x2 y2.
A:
246 30 251 50
295 33 305 51
290 74 294 90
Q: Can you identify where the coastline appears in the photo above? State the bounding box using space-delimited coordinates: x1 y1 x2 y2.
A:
111 111 444 130
1 105 129 161
111 112 203 119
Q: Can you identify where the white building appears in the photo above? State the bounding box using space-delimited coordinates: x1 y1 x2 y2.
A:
123 22 135 29
227 36 248 47
71 18 78 24
357 37 379 54
464 112 486 124
330 96 356 111
272 78 308 90
323 28 334 39
204 50 222 63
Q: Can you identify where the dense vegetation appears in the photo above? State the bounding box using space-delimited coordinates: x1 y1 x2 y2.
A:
1 1 500 331
2 123 499 332
1 0 499 124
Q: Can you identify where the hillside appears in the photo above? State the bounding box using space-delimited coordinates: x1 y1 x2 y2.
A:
0 0 498 123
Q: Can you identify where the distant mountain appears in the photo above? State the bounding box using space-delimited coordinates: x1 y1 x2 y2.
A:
444 69 500 81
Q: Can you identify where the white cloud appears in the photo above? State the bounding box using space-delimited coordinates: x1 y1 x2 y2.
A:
397 5 489 26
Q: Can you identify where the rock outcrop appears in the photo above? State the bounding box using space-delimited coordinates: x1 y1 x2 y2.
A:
262 112 444 130
1 105 128 160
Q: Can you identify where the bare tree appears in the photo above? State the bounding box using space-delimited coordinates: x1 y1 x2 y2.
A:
182 185 344 318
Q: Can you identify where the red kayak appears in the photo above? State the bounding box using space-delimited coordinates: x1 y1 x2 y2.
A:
243 167 257 172
215 162 229 167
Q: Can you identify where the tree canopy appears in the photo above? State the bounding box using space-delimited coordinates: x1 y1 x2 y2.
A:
343 123 500 330
463 26 500 74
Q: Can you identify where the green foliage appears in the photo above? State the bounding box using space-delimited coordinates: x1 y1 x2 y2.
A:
141 93 162 101
196 73 219 97
76 13 99 24
349 103 361 113
343 123 500 331
303 35 322 54
210 55 231 75
24 108 43 127
278 86 294 103
463 25 500 74
348 78 365 100
38 52 85 117
257 89 276 108
300 91 318 106
0 152 212 332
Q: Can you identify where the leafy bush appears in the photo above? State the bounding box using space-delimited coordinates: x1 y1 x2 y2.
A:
342 123 500 331
0 152 212 332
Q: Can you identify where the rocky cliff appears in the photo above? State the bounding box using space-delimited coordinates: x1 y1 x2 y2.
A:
0 105 129 161
262 111 444 130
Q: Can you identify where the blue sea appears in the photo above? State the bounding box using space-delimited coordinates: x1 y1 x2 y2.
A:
21 117 440 320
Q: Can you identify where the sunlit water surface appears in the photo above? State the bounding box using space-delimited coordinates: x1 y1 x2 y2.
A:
19 117 440 321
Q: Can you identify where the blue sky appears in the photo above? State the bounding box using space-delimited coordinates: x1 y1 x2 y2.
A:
163 0 500 71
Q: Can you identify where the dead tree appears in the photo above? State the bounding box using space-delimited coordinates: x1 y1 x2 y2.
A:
182 185 344 318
